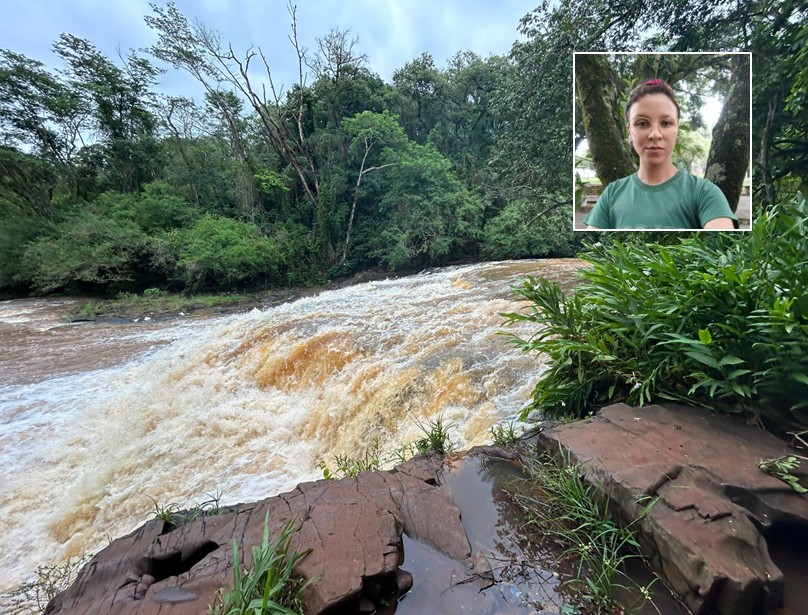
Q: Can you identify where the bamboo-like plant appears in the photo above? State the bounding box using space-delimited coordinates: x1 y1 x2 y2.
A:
503 194 808 434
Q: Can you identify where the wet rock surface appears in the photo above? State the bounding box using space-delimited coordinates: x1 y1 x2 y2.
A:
45 448 584 615
535 403 808 615
44 402 807 615
44 456 480 615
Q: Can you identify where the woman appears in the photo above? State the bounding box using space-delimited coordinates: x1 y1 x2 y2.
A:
585 79 738 230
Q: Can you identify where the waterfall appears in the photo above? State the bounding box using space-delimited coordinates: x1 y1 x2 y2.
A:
0 259 583 595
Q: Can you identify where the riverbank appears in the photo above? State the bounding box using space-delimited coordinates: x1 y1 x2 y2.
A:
60 268 417 323
35 403 808 615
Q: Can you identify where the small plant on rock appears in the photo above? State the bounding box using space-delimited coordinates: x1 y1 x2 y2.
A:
210 513 314 615
759 455 808 493
5 556 88 615
317 437 383 480
413 414 456 455
511 453 658 614
490 421 520 447
145 490 229 527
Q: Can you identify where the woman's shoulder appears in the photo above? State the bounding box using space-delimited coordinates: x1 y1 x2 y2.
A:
679 172 722 192
601 174 636 194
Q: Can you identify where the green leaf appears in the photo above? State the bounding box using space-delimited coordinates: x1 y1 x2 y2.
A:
793 373 808 386
698 328 712 345
726 368 753 379
683 350 721 370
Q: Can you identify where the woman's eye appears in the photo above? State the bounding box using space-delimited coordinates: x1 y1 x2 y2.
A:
635 120 649 128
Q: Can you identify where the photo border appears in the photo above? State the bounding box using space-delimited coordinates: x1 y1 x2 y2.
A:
572 51 754 232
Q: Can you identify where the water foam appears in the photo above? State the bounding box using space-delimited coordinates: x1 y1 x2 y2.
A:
0 260 568 594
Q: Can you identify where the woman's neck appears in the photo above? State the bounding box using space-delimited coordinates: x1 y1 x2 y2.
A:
637 161 678 185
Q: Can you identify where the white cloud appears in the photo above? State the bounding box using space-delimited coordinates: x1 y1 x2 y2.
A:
0 0 536 94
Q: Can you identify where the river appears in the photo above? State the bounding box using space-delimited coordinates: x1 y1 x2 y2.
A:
0 258 584 599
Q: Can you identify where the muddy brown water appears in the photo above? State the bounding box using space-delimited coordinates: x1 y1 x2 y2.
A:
0 260 584 601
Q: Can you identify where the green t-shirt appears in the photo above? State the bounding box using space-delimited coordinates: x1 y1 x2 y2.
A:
584 171 739 230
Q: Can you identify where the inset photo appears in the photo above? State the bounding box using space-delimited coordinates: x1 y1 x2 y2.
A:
573 52 752 231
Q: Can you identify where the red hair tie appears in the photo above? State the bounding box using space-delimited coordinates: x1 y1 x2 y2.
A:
644 78 663 85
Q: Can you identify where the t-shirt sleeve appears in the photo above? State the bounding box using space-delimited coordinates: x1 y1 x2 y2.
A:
697 180 739 229
583 184 613 228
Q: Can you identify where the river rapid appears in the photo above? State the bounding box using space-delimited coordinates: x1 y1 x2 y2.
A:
0 259 584 597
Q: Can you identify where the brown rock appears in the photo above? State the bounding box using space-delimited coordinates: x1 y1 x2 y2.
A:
45 456 471 615
538 403 808 615
395 569 413 595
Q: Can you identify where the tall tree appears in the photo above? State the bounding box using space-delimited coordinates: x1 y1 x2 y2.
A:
339 110 404 265
52 34 162 193
146 2 321 212
308 29 369 130
392 53 446 143
160 96 202 207
0 49 89 202
574 53 634 187
204 90 261 216
705 54 751 212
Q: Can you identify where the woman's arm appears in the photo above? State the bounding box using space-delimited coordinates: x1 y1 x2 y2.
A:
703 217 735 230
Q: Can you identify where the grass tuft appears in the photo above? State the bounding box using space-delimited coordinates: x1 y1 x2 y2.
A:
412 413 456 455
145 490 228 527
490 421 520 447
210 513 314 615
511 453 658 614
317 438 382 479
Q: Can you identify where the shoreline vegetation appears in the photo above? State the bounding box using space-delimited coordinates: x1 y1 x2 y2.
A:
59 266 416 323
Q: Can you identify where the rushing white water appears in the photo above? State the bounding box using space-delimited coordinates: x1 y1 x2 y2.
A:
0 259 583 596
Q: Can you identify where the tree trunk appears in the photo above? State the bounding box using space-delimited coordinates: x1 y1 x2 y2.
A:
575 53 634 187
164 103 200 207
705 55 751 213
758 92 781 209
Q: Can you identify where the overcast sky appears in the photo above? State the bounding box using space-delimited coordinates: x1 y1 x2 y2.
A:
1 0 537 99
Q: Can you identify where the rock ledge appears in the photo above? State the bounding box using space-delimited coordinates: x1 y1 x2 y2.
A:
536 403 808 615
45 456 480 615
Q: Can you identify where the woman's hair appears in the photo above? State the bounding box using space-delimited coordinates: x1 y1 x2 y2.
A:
624 79 680 123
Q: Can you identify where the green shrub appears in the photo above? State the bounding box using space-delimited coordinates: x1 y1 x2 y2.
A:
95 182 197 232
503 194 808 433
18 210 150 294
175 215 280 291
0 207 49 291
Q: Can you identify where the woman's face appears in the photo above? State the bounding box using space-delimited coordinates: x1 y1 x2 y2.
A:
626 93 678 167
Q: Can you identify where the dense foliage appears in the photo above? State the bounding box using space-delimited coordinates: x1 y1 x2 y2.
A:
0 3 584 297
500 0 808 434
505 195 808 433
